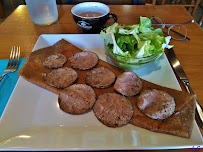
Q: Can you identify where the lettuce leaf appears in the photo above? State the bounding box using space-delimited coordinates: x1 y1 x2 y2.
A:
100 16 173 61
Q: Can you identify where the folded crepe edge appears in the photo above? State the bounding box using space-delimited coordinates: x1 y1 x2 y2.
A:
18 39 71 95
130 95 196 138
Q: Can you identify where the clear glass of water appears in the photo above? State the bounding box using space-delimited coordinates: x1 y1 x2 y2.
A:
25 0 58 26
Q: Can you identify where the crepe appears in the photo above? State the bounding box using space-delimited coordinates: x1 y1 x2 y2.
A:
18 39 196 138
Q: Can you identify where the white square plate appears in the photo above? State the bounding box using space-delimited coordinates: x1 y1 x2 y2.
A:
0 34 202 151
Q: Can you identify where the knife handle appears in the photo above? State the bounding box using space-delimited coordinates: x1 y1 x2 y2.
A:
182 79 194 94
196 101 203 128
182 79 203 128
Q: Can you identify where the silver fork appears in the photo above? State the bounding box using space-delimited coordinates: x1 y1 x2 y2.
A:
0 46 20 83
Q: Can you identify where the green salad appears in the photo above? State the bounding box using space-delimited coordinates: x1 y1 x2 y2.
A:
100 16 173 60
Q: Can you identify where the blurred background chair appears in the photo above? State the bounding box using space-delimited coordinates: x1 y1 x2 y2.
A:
8 0 15 10
152 0 200 16
0 0 202 28
63 0 145 5
199 11 203 25
0 0 6 18
149 0 203 26
0 0 25 18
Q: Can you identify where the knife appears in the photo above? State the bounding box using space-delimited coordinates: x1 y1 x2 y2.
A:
166 48 203 128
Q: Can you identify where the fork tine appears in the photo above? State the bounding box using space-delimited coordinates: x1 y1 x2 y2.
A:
13 46 18 67
10 46 15 66
11 46 16 67
7 46 14 67
9 46 13 59
16 46 20 67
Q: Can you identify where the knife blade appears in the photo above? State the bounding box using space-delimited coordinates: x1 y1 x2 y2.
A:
166 48 203 128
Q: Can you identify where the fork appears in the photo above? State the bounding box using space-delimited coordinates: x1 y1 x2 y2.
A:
0 46 20 83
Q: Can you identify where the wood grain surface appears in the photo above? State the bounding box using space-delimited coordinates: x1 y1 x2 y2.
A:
0 4 202 151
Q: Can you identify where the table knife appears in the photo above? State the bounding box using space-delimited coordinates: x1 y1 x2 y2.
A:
166 48 203 128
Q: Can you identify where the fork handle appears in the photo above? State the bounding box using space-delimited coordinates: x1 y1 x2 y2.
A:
0 73 6 83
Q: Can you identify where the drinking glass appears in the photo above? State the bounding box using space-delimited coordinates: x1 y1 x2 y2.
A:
25 0 58 26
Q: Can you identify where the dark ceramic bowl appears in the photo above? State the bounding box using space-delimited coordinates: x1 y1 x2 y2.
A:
71 2 117 33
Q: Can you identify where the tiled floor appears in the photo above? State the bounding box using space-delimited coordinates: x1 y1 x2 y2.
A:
0 0 202 27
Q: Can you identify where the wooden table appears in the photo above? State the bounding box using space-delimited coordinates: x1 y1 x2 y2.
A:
0 5 203 152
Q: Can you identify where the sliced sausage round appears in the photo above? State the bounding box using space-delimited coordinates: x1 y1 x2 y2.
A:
69 51 99 70
114 71 143 97
137 89 175 120
58 84 96 114
86 67 116 88
43 53 67 69
44 67 78 88
93 93 133 127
